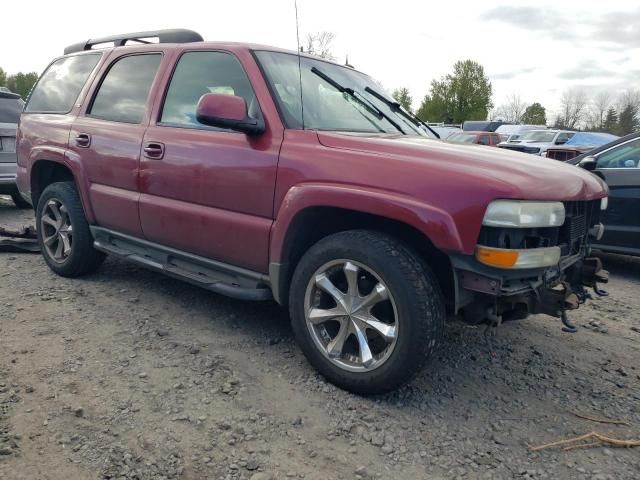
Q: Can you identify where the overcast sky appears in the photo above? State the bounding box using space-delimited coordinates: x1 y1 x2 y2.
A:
1 0 638 120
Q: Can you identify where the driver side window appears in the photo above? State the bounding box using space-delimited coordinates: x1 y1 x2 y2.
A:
596 139 640 169
160 51 260 128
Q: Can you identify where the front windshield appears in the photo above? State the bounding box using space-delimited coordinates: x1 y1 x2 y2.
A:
255 50 435 137
447 133 478 144
521 130 557 143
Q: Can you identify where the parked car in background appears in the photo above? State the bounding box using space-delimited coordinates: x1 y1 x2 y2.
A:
495 124 547 145
498 129 575 156
446 131 501 146
546 132 619 161
462 120 511 132
570 132 640 256
0 90 29 208
17 29 609 394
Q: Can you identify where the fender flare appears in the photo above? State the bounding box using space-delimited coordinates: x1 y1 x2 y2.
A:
269 182 464 263
28 148 96 223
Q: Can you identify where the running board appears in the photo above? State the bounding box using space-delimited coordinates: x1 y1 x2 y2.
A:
90 227 272 301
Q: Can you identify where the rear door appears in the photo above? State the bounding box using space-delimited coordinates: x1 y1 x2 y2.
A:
594 137 640 254
68 51 163 237
139 49 282 273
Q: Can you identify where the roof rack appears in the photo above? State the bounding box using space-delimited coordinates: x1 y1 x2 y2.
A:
64 29 203 55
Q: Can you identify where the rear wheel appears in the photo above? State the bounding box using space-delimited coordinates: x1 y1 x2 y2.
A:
289 230 445 395
36 181 105 277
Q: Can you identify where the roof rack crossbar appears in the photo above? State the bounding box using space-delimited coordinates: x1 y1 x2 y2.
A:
64 29 203 55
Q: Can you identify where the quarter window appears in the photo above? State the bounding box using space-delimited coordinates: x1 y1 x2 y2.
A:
26 54 101 113
161 51 259 128
89 54 161 124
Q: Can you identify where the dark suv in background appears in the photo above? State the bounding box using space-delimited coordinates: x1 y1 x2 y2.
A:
0 89 28 207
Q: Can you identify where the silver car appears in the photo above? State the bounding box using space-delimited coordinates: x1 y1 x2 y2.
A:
0 90 28 208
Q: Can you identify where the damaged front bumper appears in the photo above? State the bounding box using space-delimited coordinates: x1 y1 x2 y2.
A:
451 250 609 330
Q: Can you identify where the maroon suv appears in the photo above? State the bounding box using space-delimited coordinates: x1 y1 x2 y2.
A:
17 30 609 394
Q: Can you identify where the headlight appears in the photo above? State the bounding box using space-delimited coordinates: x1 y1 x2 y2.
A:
482 200 565 228
601 197 608 210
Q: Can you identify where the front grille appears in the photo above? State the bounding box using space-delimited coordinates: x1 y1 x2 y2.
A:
547 150 579 161
559 200 600 256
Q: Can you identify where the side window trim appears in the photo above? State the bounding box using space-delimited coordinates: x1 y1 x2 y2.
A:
156 49 262 132
86 52 163 125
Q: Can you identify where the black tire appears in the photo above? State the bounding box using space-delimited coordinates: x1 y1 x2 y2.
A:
11 190 31 209
36 181 105 277
289 230 445 395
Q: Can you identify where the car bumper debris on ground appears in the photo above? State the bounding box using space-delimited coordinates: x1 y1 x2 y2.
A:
1 197 639 480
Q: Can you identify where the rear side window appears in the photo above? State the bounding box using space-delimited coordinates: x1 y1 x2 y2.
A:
478 135 490 145
26 54 101 113
0 96 24 123
160 51 259 128
89 54 161 124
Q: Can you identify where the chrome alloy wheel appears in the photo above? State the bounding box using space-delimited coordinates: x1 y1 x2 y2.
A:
40 198 73 263
304 259 399 372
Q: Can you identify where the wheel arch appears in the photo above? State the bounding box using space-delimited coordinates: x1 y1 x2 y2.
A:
30 158 95 223
269 192 457 310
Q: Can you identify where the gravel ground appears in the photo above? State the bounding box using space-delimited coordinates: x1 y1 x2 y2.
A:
1 195 639 480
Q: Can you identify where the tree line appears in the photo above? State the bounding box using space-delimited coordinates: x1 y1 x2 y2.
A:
0 67 39 99
392 63 639 136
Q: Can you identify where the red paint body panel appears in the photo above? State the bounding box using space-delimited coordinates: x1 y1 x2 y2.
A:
69 117 146 237
137 45 283 271
17 41 609 278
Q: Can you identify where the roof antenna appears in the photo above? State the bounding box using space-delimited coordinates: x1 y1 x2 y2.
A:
345 55 353 68
294 0 305 129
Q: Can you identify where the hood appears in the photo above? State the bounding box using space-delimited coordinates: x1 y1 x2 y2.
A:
317 132 607 202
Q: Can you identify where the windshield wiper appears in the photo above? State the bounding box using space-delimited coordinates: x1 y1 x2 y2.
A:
364 86 440 139
310 67 405 134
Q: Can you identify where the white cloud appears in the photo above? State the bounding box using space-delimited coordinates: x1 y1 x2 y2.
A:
2 0 638 121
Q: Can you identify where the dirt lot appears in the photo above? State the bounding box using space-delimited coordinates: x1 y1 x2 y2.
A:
1 196 639 480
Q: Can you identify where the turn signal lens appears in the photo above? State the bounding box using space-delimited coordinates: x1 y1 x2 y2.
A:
476 247 519 268
476 246 561 269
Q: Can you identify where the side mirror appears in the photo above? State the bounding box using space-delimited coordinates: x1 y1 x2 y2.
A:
196 93 265 135
555 139 567 145
578 156 597 171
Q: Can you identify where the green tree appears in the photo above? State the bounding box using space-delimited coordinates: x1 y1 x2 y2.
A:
521 102 547 125
6 72 39 99
416 60 493 124
392 87 413 112
616 104 639 135
602 107 618 133
0 67 7 87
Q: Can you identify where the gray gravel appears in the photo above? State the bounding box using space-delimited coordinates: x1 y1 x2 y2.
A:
1 195 639 479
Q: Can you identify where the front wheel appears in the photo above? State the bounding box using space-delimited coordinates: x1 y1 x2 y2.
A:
289 230 445 395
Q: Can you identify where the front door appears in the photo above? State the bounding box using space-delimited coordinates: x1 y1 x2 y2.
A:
69 52 163 237
139 50 282 273
594 137 640 254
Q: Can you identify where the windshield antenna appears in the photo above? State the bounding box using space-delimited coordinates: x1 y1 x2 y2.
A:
294 0 305 129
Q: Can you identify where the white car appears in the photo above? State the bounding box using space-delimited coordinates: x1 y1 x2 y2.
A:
495 124 546 144
497 129 575 156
